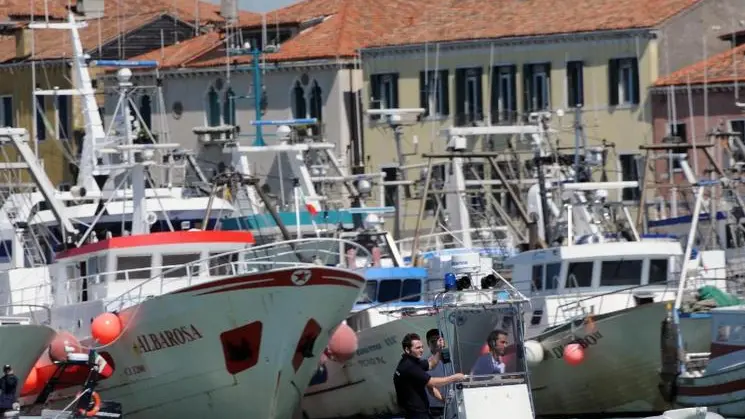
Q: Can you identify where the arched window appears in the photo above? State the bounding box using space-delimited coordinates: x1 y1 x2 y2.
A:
207 87 220 126
291 81 307 119
223 88 236 126
309 81 322 121
139 95 152 129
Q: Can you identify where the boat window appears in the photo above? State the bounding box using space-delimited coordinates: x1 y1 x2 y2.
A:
357 281 377 304
565 262 593 288
599 260 643 286
162 253 201 278
730 326 745 343
717 325 731 342
378 280 401 303
531 265 543 291
649 259 669 283
208 253 236 276
401 279 421 302
376 279 422 303
545 263 561 290
115 256 152 280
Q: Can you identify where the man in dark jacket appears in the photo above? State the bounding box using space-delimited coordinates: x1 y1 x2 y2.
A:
393 333 466 419
0 365 18 415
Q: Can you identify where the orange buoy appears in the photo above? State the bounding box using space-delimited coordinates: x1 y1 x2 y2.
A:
91 312 122 345
49 331 82 361
563 343 585 366
20 366 38 396
326 323 358 363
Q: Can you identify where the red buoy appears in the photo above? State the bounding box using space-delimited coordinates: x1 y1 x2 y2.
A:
49 331 81 361
20 366 38 396
91 312 123 345
563 343 585 366
326 323 358 362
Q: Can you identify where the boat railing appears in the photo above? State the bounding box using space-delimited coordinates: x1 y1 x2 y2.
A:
104 238 372 312
395 227 514 256
355 287 528 316
0 303 52 325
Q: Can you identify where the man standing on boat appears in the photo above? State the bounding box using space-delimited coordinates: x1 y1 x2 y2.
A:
471 329 510 375
0 365 18 416
394 333 465 419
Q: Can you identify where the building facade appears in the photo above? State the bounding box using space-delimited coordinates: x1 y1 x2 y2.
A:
95 0 426 209
358 0 745 237
0 0 258 186
650 42 745 219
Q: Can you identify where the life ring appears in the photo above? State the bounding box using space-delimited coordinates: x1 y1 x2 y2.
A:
77 391 101 417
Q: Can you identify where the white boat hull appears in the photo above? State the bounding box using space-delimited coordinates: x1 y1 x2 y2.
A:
24 266 364 419
528 302 711 416
0 325 56 394
300 306 509 419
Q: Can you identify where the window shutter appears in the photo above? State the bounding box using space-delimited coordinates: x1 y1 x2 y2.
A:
523 64 534 114
391 73 400 108
440 69 450 116
369 74 381 120
474 67 483 120
490 67 500 122
630 57 640 105
608 59 619 106
508 65 517 121
544 62 552 109
419 71 428 117
455 69 466 123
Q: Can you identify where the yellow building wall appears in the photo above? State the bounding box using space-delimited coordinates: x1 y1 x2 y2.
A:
0 62 106 187
360 36 659 238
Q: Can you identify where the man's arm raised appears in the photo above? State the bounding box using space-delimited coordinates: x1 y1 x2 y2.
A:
427 373 466 388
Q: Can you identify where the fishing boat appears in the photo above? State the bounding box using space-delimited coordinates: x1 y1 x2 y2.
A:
671 304 745 417
0 12 369 419
0 311 57 406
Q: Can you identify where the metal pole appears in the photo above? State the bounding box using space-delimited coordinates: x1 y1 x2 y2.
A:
409 158 434 265
252 49 265 146
673 184 707 310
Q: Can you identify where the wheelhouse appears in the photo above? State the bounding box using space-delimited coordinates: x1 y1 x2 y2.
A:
52 231 256 304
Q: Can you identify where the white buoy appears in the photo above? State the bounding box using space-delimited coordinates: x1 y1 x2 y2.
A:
524 340 544 366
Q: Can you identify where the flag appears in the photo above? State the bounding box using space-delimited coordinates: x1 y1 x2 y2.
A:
305 200 318 216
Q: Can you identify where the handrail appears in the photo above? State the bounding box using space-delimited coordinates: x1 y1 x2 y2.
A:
104 238 373 312
0 304 52 325
354 287 529 316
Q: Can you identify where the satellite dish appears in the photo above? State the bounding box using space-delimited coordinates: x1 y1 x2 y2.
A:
146 212 157 225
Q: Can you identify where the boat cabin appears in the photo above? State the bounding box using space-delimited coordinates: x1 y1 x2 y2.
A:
506 241 683 295
504 240 726 328
51 231 257 306
709 305 745 356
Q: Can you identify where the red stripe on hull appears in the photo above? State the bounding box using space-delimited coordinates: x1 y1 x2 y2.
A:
175 268 363 295
56 231 256 259
710 342 745 359
678 378 745 396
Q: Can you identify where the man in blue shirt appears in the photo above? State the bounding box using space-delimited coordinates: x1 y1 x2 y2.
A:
471 329 509 376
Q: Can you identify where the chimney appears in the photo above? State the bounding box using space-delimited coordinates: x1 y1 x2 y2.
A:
74 0 105 19
15 27 31 58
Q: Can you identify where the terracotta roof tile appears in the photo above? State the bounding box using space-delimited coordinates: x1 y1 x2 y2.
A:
141 0 430 68
0 11 181 61
0 0 69 21
654 43 745 86
0 0 259 24
366 0 702 48
132 30 222 68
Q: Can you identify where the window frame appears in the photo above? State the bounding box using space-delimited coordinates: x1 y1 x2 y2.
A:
0 95 14 127
618 153 641 202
